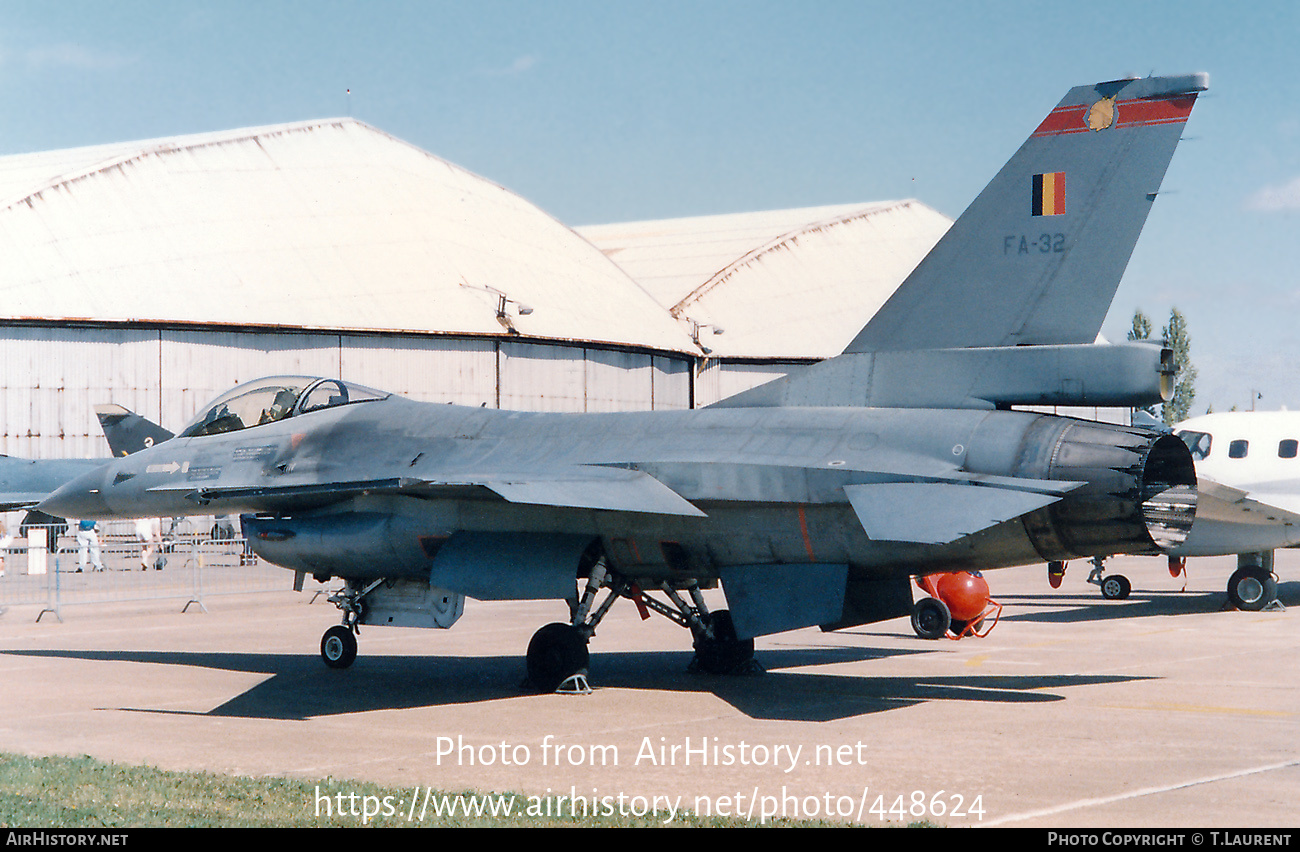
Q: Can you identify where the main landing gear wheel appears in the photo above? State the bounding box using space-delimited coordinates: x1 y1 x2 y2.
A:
1227 566 1277 612
911 597 951 640
526 622 590 694
1100 574 1132 601
692 610 755 675
321 625 358 669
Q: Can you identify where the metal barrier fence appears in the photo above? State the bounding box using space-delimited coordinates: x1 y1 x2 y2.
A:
0 521 333 621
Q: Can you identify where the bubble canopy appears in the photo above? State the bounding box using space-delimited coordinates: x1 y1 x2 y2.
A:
178 376 390 438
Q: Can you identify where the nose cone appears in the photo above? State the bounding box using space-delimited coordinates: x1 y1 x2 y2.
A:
39 466 112 520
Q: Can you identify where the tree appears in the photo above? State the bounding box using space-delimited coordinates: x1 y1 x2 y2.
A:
1126 309 1157 419
1126 307 1196 426
1127 309 1153 343
1161 308 1197 426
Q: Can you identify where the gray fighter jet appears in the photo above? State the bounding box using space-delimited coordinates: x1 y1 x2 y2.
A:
42 74 1208 692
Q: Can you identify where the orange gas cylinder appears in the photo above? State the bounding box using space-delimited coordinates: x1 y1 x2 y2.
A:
934 571 990 622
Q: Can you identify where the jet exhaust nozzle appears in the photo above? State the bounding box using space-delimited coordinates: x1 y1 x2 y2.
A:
1015 421 1197 560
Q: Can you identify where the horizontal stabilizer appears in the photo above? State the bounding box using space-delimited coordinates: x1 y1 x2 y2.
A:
844 482 1064 544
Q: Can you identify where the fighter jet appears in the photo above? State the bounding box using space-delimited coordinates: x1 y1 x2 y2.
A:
42 73 1208 692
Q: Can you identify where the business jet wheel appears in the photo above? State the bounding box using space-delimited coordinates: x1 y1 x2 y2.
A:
526 623 590 693
1100 574 1131 600
321 625 357 669
692 610 754 675
911 597 951 640
1227 566 1277 611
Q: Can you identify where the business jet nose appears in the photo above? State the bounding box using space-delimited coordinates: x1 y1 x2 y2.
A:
39 467 111 520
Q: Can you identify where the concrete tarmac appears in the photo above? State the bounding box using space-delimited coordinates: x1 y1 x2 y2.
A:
1 552 1298 828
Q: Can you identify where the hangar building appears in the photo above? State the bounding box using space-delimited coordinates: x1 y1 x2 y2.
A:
578 202 952 406
0 119 701 459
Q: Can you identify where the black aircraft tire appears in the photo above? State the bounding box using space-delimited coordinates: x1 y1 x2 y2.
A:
911 597 951 640
321 625 358 669
526 623 590 693
693 610 755 675
1227 567 1277 611
1100 574 1132 601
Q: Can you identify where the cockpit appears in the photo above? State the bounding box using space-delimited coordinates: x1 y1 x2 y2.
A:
178 376 389 438
1176 429 1212 461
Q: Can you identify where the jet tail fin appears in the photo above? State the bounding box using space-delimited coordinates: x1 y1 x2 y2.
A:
94 404 174 457
842 73 1207 354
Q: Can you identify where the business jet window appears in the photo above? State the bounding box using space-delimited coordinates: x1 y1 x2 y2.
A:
1280 439 1298 459
1177 430 1212 461
1228 439 1249 459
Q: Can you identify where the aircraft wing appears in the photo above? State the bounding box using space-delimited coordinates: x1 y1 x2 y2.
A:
146 465 707 517
0 493 51 512
1193 477 1300 527
0 456 105 512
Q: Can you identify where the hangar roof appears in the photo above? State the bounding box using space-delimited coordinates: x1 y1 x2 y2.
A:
578 201 952 359
0 119 697 354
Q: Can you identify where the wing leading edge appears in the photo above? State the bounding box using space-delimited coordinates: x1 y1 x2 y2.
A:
147 466 707 517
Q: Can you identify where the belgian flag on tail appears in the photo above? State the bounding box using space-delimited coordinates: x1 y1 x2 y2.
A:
1032 171 1066 216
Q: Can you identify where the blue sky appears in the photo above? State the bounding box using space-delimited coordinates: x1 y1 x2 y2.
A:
2 1 1297 413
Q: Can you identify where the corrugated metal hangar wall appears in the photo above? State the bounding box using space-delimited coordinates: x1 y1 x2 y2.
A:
0 119 699 459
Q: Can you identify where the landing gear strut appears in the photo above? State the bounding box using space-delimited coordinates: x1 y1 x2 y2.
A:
524 557 760 694
319 579 383 669
1086 556 1131 600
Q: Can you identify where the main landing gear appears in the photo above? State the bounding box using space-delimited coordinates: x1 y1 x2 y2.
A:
1226 552 1281 612
524 558 760 694
313 565 761 693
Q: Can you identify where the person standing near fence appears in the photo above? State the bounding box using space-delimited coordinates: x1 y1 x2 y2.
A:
135 517 163 570
0 520 10 578
75 519 104 572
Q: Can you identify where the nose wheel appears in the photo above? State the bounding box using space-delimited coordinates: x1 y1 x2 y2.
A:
321 624 358 669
